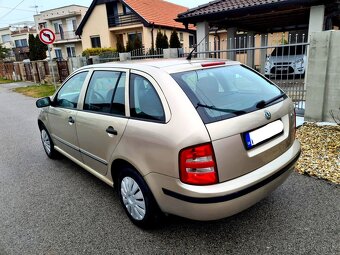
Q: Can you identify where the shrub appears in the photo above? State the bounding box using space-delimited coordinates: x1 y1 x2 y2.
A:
29 35 47 60
170 29 181 48
162 32 169 49
133 32 142 50
116 35 125 53
156 29 169 49
82 47 117 57
125 40 133 52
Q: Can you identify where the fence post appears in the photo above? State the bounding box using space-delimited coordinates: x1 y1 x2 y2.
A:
197 22 210 58
246 32 255 68
227 27 237 60
260 34 268 73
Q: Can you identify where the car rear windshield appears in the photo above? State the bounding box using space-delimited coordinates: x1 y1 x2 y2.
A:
171 64 285 123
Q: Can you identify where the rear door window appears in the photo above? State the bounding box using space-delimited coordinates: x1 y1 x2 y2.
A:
171 65 285 123
84 70 126 116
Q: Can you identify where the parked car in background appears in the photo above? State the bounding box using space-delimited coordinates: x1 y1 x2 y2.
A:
36 59 301 228
265 45 307 78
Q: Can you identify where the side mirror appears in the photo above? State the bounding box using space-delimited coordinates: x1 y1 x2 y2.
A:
36 97 51 108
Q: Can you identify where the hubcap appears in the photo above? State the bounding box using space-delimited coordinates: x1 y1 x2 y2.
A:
41 129 51 154
121 177 146 220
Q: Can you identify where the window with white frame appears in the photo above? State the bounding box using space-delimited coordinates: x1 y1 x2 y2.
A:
179 32 183 42
55 48 63 59
66 18 77 31
66 45 76 57
14 39 28 47
52 20 63 34
1 34 11 43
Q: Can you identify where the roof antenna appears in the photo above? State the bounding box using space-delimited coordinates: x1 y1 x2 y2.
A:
186 30 213 60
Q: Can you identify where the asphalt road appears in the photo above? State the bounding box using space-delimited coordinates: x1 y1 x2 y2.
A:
0 82 339 255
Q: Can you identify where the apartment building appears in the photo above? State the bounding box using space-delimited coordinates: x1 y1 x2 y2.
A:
34 5 88 59
6 22 37 61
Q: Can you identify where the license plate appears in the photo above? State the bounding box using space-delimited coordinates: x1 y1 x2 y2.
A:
277 67 288 71
244 120 284 149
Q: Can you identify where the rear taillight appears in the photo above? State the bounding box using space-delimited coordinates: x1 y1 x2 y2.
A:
179 143 218 185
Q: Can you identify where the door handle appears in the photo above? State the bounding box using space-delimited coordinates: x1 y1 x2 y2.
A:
106 126 118 135
68 116 75 124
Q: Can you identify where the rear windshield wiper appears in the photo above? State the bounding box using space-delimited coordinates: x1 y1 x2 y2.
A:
255 93 286 109
196 103 246 116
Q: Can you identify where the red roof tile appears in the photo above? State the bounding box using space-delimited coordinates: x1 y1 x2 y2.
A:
123 0 195 29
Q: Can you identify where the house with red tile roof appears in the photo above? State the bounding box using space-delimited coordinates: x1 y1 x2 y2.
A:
75 0 196 52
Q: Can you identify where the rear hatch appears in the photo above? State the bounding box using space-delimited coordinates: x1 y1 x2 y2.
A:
172 63 295 182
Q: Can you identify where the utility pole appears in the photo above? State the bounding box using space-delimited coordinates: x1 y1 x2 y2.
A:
30 5 39 14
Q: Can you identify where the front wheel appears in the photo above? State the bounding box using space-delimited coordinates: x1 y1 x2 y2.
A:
40 127 58 159
117 167 161 229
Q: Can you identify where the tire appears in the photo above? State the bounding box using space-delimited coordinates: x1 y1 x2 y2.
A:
40 127 58 159
117 167 161 229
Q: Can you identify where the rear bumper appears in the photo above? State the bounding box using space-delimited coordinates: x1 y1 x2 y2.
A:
145 140 301 221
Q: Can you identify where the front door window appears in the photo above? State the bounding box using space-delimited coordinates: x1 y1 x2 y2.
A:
55 71 88 109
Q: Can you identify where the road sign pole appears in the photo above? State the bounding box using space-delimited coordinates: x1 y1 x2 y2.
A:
39 28 57 90
48 46 56 90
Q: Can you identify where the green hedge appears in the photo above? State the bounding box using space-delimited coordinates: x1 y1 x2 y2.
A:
82 47 117 57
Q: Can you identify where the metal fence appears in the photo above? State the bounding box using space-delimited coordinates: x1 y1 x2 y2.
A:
186 33 308 115
131 48 163 60
98 52 120 63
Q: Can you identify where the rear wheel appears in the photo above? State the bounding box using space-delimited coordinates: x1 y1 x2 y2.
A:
117 167 161 228
40 127 58 159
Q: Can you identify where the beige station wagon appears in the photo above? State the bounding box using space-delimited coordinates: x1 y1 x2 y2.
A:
36 59 301 228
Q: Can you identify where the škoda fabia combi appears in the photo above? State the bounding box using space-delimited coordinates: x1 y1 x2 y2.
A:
36 59 301 228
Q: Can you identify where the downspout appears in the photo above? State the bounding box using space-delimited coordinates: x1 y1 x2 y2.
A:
214 31 220 58
151 22 155 50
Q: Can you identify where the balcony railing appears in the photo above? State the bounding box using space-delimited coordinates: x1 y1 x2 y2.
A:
11 28 37 35
55 30 79 41
108 13 140 27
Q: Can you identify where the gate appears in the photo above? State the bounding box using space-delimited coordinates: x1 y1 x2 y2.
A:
24 63 33 81
189 32 308 115
57 60 69 82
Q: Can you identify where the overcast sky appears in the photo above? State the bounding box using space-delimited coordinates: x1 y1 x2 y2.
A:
0 0 211 27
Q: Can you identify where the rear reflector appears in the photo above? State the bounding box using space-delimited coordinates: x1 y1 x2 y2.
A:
201 62 225 67
179 143 218 185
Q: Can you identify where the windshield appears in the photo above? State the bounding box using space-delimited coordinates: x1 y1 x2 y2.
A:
171 65 285 123
271 45 306 56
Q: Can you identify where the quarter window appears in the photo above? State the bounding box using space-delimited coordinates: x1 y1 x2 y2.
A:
84 71 126 115
129 74 165 122
55 72 88 109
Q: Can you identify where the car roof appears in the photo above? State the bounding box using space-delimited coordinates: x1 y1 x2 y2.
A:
77 58 240 74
